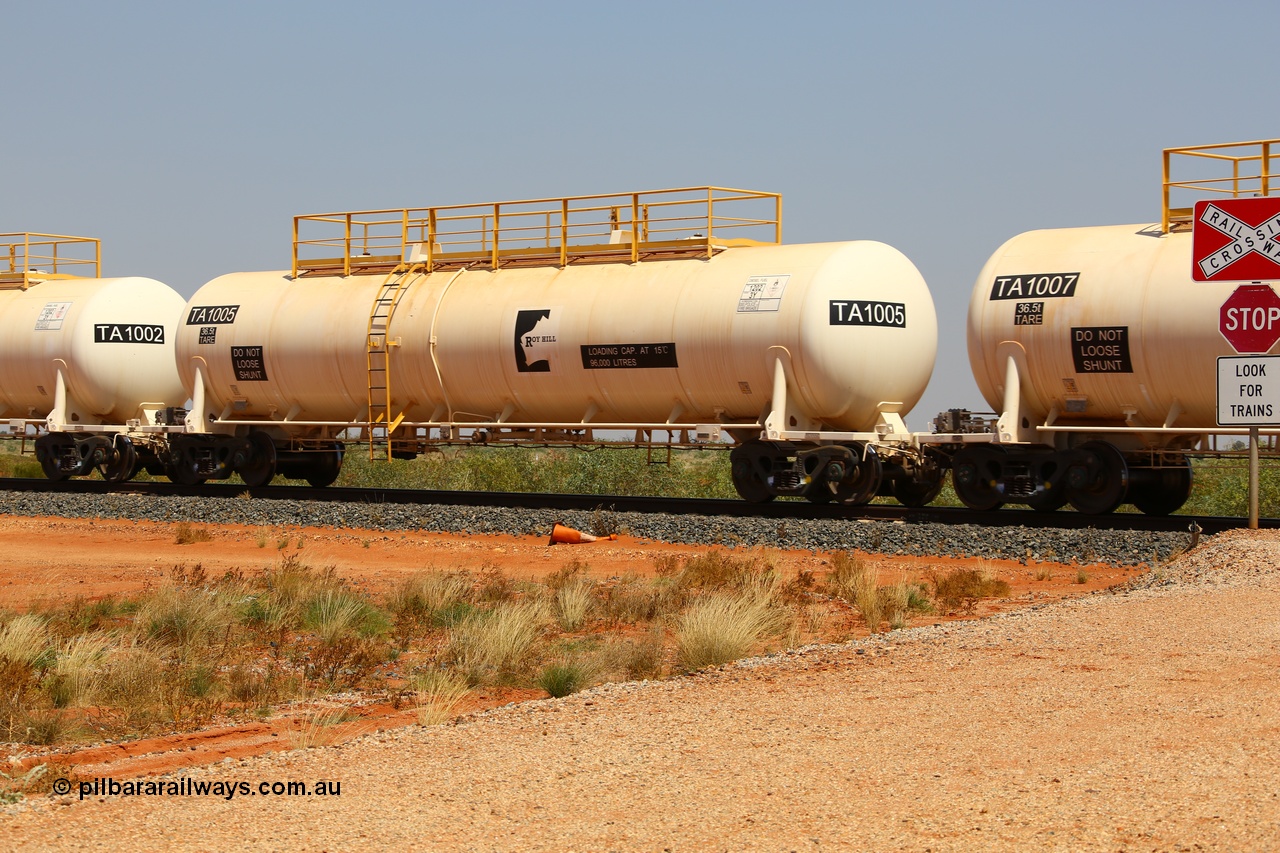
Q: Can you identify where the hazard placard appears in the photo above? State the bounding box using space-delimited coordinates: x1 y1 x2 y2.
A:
1192 197 1280 282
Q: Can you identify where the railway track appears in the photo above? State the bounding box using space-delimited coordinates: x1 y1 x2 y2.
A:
0 477 1270 535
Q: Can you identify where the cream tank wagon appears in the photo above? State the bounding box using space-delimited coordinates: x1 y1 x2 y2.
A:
952 139 1280 515
0 233 187 481
170 187 941 503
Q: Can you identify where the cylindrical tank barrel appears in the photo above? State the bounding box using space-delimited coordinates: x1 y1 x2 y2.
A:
176 241 937 432
967 224 1254 437
0 277 187 425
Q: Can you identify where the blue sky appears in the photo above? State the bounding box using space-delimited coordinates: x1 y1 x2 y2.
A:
5 1 1274 427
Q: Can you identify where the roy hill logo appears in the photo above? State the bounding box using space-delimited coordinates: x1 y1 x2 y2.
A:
514 309 557 373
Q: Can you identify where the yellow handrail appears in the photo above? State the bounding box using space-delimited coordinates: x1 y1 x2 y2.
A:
1162 139 1277 233
292 186 782 276
0 232 100 287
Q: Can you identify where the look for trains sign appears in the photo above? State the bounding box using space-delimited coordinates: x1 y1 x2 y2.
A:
1192 197 1280 282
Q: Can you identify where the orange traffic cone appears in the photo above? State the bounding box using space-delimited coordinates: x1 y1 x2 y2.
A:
548 522 617 545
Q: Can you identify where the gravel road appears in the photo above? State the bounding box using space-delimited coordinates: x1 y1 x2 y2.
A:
4 529 1278 851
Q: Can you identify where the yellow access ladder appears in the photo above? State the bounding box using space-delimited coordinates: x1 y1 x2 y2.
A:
365 264 421 459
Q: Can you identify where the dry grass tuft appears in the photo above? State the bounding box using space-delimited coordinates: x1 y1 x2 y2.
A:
173 522 213 545
930 566 1011 614
412 669 471 725
134 585 238 651
675 589 788 671
554 579 595 631
288 706 355 750
447 600 548 684
387 571 474 647
825 553 883 631
0 614 52 668
49 633 111 708
675 549 778 592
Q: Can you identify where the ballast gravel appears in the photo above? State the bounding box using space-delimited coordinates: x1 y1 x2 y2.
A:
0 490 1191 566
3 528 1278 851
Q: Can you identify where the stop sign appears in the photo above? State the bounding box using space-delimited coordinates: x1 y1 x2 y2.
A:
1220 284 1280 353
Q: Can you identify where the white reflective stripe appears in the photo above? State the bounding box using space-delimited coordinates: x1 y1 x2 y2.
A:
1198 204 1280 277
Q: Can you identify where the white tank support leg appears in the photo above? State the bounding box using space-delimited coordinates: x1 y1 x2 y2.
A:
186 365 209 433
996 354 1038 443
764 357 788 440
47 366 68 431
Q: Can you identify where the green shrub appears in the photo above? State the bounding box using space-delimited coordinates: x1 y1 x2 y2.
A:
332 446 738 498
537 659 590 697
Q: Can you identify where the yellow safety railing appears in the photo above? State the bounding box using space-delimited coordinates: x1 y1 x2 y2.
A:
1162 139 1278 233
292 187 782 277
0 233 101 288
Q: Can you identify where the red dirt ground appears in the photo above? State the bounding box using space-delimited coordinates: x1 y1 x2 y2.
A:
0 514 1142 781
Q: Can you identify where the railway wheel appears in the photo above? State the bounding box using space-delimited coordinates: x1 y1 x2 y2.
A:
1065 441 1128 515
951 445 1006 511
836 443 882 506
165 444 205 486
805 452 855 504
35 435 75 482
891 467 945 508
1129 458 1193 516
730 442 776 503
304 443 344 488
238 431 277 488
804 478 835 504
98 436 137 485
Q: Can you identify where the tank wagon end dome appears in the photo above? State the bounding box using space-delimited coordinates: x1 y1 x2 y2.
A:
0 264 187 425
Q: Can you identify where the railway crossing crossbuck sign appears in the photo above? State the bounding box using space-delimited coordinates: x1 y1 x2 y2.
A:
1192 197 1280 282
